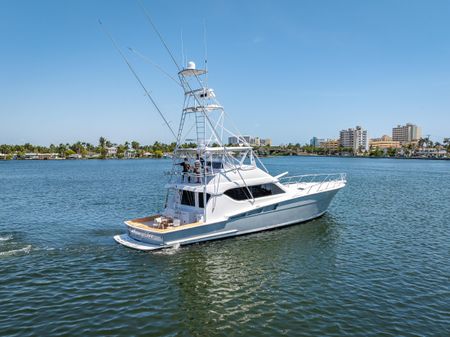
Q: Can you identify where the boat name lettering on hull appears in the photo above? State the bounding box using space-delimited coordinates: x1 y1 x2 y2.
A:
128 228 163 243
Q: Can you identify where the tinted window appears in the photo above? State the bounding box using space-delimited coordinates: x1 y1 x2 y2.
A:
181 190 195 206
224 184 284 201
224 186 251 200
198 192 211 208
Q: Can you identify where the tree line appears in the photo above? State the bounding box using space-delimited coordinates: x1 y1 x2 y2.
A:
1 137 448 159
0 137 178 159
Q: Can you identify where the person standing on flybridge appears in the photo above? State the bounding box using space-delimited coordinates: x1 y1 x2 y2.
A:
179 158 190 182
193 158 201 183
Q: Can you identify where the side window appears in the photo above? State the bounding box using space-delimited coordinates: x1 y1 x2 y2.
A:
198 192 211 208
224 184 284 201
257 184 285 197
224 187 252 201
181 190 195 206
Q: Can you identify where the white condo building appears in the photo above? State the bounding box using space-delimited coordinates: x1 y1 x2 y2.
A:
339 126 369 153
228 136 271 147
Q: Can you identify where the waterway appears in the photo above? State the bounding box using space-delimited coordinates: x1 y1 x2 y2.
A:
0 157 449 336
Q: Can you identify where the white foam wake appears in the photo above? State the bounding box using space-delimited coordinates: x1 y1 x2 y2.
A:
0 245 32 257
153 243 181 255
0 234 13 242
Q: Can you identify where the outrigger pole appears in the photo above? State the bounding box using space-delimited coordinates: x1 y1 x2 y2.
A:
98 19 177 140
138 0 181 72
128 47 182 88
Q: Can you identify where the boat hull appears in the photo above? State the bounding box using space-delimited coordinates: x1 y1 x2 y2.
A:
114 187 341 251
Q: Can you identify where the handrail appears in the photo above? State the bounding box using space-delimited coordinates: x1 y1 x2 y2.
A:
165 170 217 184
280 173 346 193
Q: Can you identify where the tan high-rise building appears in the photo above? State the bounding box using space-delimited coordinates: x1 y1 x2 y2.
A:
392 123 422 144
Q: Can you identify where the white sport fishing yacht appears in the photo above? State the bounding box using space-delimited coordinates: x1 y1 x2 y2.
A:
114 60 346 251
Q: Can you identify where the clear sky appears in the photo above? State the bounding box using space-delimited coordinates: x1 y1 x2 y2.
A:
1 0 450 146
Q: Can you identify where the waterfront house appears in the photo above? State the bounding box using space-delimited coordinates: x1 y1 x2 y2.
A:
124 149 137 159
24 153 39 160
86 152 100 159
142 152 154 158
67 154 82 160
415 148 447 158
106 146 117 157
37 153 60 160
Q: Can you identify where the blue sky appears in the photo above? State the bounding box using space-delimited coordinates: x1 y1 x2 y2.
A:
1 0 450 146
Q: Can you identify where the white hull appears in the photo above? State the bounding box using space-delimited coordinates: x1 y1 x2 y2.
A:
114 187 340 251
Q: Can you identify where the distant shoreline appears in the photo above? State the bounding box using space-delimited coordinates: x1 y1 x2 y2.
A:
2 138 448 161
2 153 449 161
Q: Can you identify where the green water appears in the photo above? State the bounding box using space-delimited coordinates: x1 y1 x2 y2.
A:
0 157 449 336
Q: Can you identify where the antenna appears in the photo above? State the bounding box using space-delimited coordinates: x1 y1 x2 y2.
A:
203 21 208 71
138 0 181 71
203 19 208 85
98 19 177 139
128 47 182 87
181 30 185 68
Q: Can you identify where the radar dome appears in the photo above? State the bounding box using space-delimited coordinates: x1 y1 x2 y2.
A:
187 61 196 70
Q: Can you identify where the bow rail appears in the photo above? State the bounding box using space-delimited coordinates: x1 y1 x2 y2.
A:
280 173 347 193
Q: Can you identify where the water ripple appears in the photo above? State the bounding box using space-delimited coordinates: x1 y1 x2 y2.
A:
0 158 449 336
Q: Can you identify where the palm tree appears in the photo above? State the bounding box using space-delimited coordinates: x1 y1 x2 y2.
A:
153 141 161 151
24 143 34 153
417 138 426 149
131 141 140 151
99 137 106 149
443 138 450 154
57 143 67 157
98 137 108 158
85 143 94 152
